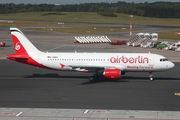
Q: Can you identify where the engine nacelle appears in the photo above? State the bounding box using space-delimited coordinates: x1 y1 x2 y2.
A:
103 69 121 80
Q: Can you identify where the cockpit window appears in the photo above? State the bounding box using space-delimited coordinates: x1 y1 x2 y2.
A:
160 58 168 62
164 58 168 61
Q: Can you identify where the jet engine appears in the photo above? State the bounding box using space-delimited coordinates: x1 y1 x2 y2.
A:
103 69 121 80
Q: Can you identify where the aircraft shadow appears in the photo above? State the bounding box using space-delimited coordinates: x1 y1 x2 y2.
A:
25 73 88 79
25 73 128 85
25 73 180 80
25 73 180 85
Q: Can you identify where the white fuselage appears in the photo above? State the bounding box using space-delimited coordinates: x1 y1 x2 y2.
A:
31 52 174 72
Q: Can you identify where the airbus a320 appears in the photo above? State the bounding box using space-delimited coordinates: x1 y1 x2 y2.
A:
7 27 175 81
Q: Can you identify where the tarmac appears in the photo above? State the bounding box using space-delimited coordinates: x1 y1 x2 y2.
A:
0 25 180 120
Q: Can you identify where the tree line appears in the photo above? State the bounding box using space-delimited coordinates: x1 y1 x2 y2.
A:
0 1 180 18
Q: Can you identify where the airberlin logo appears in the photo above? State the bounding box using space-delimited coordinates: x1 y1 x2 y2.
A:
15 42 21 50
110 56 149 64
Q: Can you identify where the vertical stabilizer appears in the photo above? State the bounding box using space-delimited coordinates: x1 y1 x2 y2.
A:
7 27 42 66
10 26 41 54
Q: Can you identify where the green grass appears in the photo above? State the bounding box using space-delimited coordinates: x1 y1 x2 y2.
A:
1 12 180 26
1 12 180 39
158 30 180 40
31 27 142 34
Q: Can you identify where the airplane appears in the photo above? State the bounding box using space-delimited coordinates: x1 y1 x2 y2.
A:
7 27 175 81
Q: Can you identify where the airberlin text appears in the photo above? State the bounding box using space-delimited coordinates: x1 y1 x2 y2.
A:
110 56 149 64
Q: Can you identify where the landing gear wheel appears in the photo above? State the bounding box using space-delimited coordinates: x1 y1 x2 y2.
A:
89 74 98 82
150 77 154 81
89 76 94 81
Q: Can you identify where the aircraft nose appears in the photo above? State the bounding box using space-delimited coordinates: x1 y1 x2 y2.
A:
169 62 175 69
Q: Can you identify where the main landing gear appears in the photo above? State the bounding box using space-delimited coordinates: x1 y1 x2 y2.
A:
149 71 154 81
89 70 103 81
89 74 98 81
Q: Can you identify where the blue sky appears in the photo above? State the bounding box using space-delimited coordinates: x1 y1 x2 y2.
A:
0 0 179 4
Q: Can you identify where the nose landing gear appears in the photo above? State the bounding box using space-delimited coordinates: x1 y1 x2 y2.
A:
149 71 154 81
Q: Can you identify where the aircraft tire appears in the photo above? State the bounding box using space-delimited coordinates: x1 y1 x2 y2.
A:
89 76 94 81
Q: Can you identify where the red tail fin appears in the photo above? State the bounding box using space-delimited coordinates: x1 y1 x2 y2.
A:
7 27 42 66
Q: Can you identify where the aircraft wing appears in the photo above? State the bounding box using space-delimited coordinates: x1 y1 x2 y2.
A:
69 65 126 72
